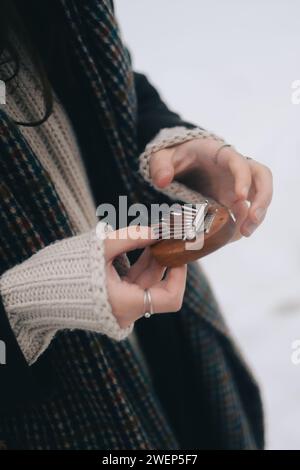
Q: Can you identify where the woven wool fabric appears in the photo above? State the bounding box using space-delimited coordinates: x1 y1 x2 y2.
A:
0 0 264 449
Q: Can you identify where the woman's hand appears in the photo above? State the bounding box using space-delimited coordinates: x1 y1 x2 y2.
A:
149 138 273 240
105 226 187 328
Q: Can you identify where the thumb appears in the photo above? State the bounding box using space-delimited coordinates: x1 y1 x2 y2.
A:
104 225 156 261
150 148 175 188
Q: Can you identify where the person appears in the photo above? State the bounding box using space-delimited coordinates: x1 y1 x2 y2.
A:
0 0 272 450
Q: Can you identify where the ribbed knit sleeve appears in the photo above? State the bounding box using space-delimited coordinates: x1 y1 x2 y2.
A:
139 126 226 204
0 223 133 365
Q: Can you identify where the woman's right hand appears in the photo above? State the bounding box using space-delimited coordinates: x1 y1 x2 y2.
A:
105 226 187 329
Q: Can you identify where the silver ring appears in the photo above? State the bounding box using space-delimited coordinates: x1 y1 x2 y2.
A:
213 143 232 165
143 288 154 319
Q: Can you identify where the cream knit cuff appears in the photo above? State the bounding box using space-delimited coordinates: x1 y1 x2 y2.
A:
139 126 225 204
0 223 133 365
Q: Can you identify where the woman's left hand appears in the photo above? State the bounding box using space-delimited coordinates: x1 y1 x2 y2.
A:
149 137 273 240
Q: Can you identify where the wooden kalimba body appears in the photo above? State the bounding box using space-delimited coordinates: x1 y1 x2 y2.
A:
150 200 235 267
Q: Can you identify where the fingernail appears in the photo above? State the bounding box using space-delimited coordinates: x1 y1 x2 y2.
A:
243 222 257 237
254 207 265 222
152 171 171 188
158 170 172 180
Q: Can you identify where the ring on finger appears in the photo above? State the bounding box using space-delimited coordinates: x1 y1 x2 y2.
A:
212 143 232 165
143 288 154 319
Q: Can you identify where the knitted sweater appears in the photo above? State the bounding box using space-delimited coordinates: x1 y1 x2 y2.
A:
0 50 223 365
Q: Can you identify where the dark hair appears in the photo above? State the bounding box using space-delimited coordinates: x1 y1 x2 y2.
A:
0 0 54 126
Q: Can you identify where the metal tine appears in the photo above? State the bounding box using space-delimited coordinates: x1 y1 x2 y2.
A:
183 206 206 212
154 227 191 235
171 206 198 213
154 226 196 236
178 206 198 212
192 205 206 231
156 227 193 234
165 218 194 223
154 223 194 233
158 233 197 241
183 204 209 215
204 213 215 233
164 215 193 219
169 214 194 220
181 204 198 209
154 228 191 236
160 226 191 230
157 215 197 222
165 206 198 212
181 208 198 213
153 204 211 239
152 223 192 230
152 218 204 231
161 217 195 224
159 204 207 221
152 222 169 228
163 211 195 217
153 204 207 229
159 219 194 226
158 233 192 240
154 232 186 237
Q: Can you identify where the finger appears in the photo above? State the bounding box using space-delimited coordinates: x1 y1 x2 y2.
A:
241 163 273 237
150 264 187 313
225 152 252 201
110 265 187 326
133 257 166 289
150 148 175 188
171 143 198 177
229 200 249 242
105 226 156 261
125 247 151 281
125 248 166 286
163 263 187 293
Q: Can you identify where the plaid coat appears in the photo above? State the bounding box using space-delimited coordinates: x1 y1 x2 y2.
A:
0 0 264 449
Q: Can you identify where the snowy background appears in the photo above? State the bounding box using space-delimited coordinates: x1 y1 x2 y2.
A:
116 0 300 449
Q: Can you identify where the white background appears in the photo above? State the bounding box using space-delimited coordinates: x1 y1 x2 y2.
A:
116 0 300 449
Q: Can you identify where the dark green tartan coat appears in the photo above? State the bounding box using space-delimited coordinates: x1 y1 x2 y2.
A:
0 0 264 450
